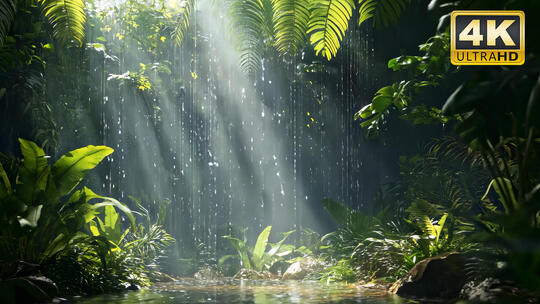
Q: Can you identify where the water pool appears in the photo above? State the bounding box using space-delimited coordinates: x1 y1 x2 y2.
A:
74 279 414 304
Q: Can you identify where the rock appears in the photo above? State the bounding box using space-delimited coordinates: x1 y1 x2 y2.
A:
194 266 224 280
0 261 40 279
460 278 539 303
1 276 57 303
233 268 275 280
1 261 60 303
27 275 59 298
389 252 466 299
282 258 325 280
121 282 140 290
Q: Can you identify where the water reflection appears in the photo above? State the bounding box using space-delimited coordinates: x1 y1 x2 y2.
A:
75 279 412 303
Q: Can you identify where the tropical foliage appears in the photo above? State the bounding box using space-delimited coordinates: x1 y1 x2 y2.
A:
223 0 411 73
350 0 540 291
0 140 174 298
220 226 295 272
0 0 86 47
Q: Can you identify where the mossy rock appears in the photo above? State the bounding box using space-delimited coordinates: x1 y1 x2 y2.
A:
282 257 325 280
194 266 224 280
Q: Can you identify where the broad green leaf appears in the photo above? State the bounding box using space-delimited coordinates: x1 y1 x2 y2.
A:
218 254 237 267
223 235 252 269
62 187 135 234
371 95 392 112
482 178 517 213
52 145 113 197
89 220 100 236
17 139 50 205
355 104 372 120
42 233 67 258
18 205 43 228
252 226 272 270
435 213 448 241
267 230 294 256
92 197 136 229
41 231 88 260
0 162 12 198
104 205 119 231
95 205 122 244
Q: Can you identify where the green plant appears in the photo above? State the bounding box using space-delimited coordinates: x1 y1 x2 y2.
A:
172 0 195 47
408 213 450 257
272 0 310 55
355 33 456 135
127 196 175 271
352 230 412 281
0 139 177 295
293 228 324 257
0 139 136 262
0 0 16 46
0 0 86 47
351 0 540 291
307 0 356 60
358 0 409 28
224 0 412 73
318 259 356 283
219 226 294 272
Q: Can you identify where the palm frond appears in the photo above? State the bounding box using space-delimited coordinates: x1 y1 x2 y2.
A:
229 0 275 75
272 0 310 55
172 0 195 47
0 0 16 46
308 0 355 60
39 0 86 46
358 0 409 27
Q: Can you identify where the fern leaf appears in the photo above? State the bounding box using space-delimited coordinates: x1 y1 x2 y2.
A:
229 0 275 75
358 0 409 27
308 0 355 60
39 0 86 46
172 0 195 47
272 0 310 55
423 216 437 237
0 0 16 46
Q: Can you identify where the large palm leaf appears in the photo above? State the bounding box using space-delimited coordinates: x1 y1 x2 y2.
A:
272 0 310 55
358 0 409 27
0 0 16 46
172 0 195 47
39 0 86 46
229 0 275 75
307 0 355 60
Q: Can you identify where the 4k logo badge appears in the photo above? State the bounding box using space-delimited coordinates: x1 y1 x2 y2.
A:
451 11 525 65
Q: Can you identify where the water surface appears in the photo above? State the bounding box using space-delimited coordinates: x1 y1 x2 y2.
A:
75 279 413 303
